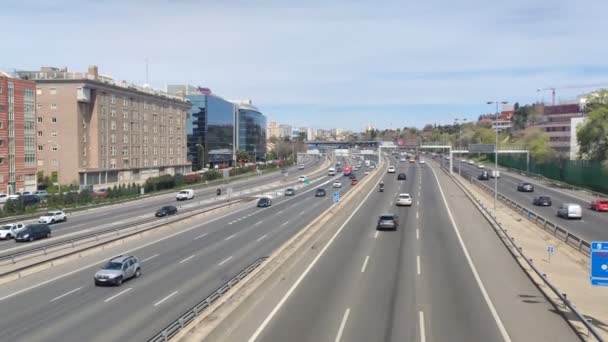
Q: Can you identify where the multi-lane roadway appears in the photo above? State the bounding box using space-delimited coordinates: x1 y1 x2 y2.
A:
0 156 374 342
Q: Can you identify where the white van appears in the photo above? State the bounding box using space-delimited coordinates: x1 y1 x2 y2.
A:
490 170 500 178
365 160 371 167
557 203 582 219
328 167 336 176
176 189 194 201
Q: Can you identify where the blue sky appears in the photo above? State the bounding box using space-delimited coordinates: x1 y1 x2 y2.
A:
3 0 608 130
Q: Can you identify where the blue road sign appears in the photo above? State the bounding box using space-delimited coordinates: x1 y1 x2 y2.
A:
591 241 608 286
333 191 340 203
547 246 555 254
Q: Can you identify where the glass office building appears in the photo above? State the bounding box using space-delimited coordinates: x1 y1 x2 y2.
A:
237 103 267 161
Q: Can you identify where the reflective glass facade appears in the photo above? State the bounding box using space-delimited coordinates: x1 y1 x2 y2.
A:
238 108 267 161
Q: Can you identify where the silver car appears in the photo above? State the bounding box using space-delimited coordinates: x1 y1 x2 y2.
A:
94 255 141 286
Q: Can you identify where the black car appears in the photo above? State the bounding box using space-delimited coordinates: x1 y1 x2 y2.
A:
397 173 407 180
281 168 288 174
336 167 343 173
478 171 489 180
533 196 552 206
15 224 51 242
377 214 399 231
349 174 357 180
257 197 272 207
155 205 178 217
285 188 296 196
517 182 534 192
20 194 41 207
315 188 327 197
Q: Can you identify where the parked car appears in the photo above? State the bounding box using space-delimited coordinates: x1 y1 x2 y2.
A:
557 203 582 219
478 171 489 180
0 193 8 204
94 255 141 286
332 181 342 188
15 224 51 242
176 189 194 201
39 211 67 224
397 173 407 180
377 214 399 230
533 196 552 206
315 188 327 197
257 196 272 207
517 182 534 192
34 190 49 200
20 194 41 207
590 199 608 212
396 193 412 206
285 188 296 196
0 223 26 240
155 205 177 217
93 188 109 199
387 166 396 173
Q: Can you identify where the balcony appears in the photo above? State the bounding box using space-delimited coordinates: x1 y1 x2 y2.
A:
77 87 91 103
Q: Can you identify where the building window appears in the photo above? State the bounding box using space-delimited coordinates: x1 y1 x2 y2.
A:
123 122 129 131
38 145 43 151
110 134 116 143
49 87 57 95
37 117 43 123
51 117 57 123
123 110 129 120
111 94 116 104
143 136 148 144
143 124 148 133
51 131 57 137
111 120 116 130
122 146 129 156
35 88 42 95
36 103 42 110
111 109 116 117
37 131 42 137
51 104 57 110
143 113 147 121
52 146 58 151
110 146 116 156
123 135 129 144
123 97 128 106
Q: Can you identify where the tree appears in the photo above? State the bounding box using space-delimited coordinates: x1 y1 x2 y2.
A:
236 150 250 163
577 93 608 160
514 127 554 162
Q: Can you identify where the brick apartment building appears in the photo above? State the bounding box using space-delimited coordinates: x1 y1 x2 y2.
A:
16 66 191 188
533 103 584 157
0 71 37 194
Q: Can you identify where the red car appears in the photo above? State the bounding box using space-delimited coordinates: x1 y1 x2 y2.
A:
351 178 358 185
590 199 608 212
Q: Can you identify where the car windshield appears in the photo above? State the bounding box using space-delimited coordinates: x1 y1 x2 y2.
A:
45 212 56 216
380 216 394 221
179 191 189 194
102 261 123 270
598 200 608 204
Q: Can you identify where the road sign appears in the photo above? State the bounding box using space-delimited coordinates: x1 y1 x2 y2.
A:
304 179 310 185
469 144 496 153
547 246 555 254
590 241 608 286
333 191 340 203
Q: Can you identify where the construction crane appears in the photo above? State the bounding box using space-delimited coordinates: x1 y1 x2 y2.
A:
537 83 608 105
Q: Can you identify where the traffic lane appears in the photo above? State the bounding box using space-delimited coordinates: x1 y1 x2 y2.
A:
428 163 579 341
0 171 352 342
253 167 412 342
457 163 608 241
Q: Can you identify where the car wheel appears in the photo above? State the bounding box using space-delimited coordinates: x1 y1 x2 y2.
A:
46 232 51 238
135 268 141 278
115 277 123 286
28 236 34 242
51 219 55 224
94 281 101 286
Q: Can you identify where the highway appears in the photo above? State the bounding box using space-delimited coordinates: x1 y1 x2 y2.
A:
0 156 326 254
449 158 608 242
226 160 578 342
0 156 374 342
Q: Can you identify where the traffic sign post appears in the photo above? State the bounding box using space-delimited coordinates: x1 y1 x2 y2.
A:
304 179 310 185
590 241 608 286
333 191 340 203
546 245 555 262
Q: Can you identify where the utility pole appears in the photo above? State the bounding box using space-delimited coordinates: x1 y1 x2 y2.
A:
487 100 508 210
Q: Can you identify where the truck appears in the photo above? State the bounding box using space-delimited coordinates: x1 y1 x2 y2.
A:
343 166 352 176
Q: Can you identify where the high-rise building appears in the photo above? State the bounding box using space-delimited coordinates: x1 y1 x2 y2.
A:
0 71 38 194
233 100 267 161
531 103 585 157
279 124 292 138
17 66 191 188
267 121 280 139
307 127 317 141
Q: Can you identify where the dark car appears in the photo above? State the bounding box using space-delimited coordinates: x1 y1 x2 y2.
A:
336 167 343 173
517 182 534 192
155 205 177 217
15 224 51 242
533 196 552 206
351 178 358 185
377 214 399 231
20 194 41 207
285 188 296 196
349 174 356 180
478 171 489 180
397 173 407 180
257 197 272 207
315 188 326 197
281 168 288 174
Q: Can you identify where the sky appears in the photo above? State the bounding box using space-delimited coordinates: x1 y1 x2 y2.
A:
3 0 608 131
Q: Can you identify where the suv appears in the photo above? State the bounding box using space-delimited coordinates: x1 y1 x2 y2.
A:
377 214 399 230
517 182 534 192
94 255 141 286
533 196 552 206
315 188 327 197
478 171 489 180
0 223 26 240
39 211 67 224
397 173 407 180
176 189 194 201
155 205 177 217
15 224 51 242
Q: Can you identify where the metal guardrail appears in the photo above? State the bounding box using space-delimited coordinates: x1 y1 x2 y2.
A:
148 257 268 342
443 165 604 342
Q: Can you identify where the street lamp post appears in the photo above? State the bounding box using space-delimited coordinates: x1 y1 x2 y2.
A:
486 101 508 210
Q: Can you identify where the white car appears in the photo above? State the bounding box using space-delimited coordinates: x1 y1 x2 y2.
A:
400 158 406 162
0 193 8 204
332 181 342 188
298 176 307 182
364 171 370 175
39 211 67 224
477 164 485 169
176 189 194 201
419 160 426 164
0 223 26 240
468 160 475 165
396 193 413 206
461 159 468 163
387 166 396 173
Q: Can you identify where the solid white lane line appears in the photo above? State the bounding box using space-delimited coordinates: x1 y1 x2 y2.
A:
416 228 419 240
104 288 132 303
277 209 285 215
218 256 233 266
255 220 264 226
416 200 419 206
179 255 196 264
248 170 383 342
417 255 421 275
374 231 379 239
280 221 290 227
361 256 370 273
154 290 178 307
194 233 208 240
416 211 419 219
142 254 159 262
50 287 82 302
335 308 351 342
257 234 267 242
299 211 306 216
225 233 237 241
428 165 511 342
419 311 426 342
